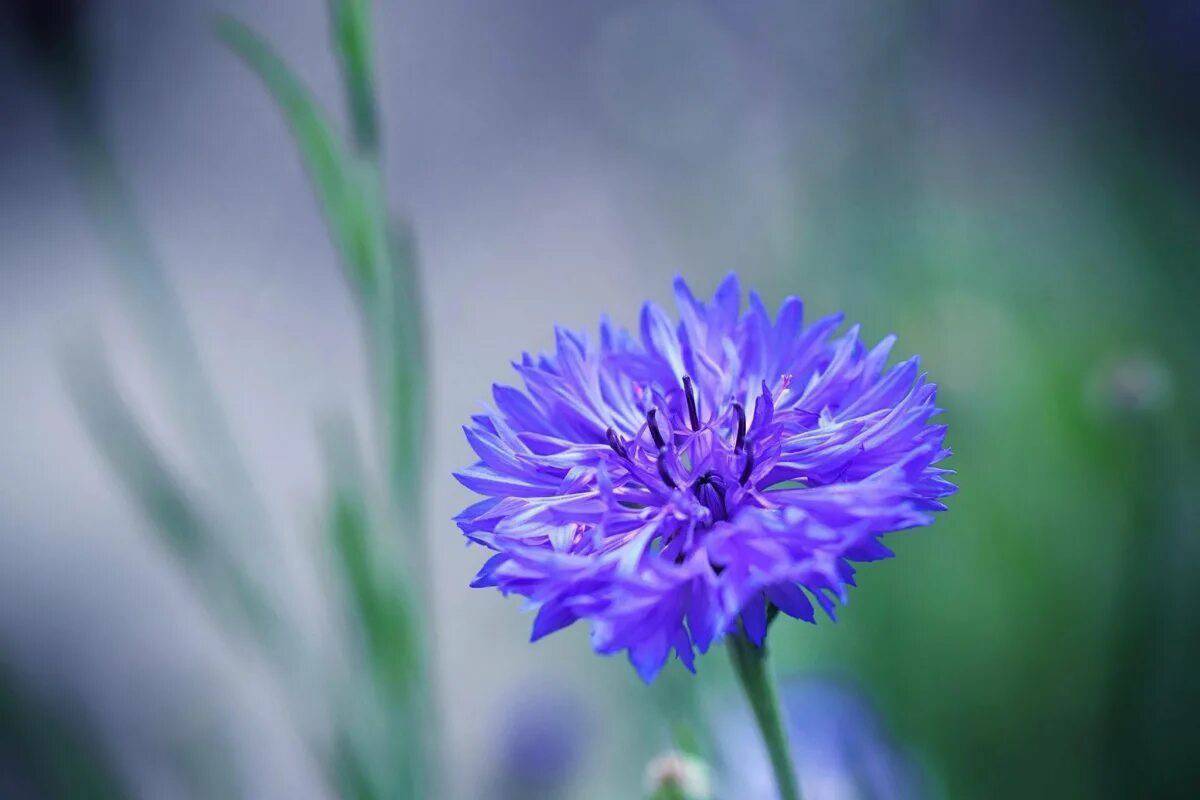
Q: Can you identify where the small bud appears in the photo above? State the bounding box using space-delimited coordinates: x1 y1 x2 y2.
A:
1087 353 1173 417
643 751 712 800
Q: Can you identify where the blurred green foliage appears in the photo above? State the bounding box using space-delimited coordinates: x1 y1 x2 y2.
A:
758 72 1200 800
220 4 436 796
18 1 436 798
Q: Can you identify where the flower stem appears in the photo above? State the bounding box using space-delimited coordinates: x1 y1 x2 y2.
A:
727 633 802 800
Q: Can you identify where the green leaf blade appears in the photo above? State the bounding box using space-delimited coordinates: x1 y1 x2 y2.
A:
328 0 379 156
216 15 378 295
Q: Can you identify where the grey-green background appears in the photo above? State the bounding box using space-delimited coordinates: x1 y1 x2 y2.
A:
2 1 1197 798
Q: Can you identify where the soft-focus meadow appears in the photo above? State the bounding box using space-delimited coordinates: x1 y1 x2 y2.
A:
1 1 1198 798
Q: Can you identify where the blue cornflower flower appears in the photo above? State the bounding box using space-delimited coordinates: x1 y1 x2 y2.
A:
455 275 955 682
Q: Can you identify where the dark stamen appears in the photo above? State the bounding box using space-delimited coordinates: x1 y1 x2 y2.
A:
605 427 628 459
739 447 756 486
656 455 678 489
646 408 667 450
733 402 746 453
683 375 700 431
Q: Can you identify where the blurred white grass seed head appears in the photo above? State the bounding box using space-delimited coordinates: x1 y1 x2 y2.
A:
644 751 713 800
1087 353 1173 417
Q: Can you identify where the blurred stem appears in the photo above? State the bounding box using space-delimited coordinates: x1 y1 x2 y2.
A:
221 8 439 795
370 216 430 596
727 634 801 800
375 111 437 800
323 2 439 793
648 783 687 800
1105 416 1168 796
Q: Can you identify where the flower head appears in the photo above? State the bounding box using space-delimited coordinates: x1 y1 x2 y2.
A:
455 275 954 681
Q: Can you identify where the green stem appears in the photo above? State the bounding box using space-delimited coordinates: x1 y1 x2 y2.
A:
727 634 802 800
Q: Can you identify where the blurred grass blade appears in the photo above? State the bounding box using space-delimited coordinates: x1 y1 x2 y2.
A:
219 10 428 554
320 414 420 695
217 15 382 298
63 343 206 558
381 219 426 516
328 0 379 156
327 481 421 799
62 339 275 637
320 414 423 798
332 731 379 800
45 24 265 543
221 10 437 794
330 494 420 693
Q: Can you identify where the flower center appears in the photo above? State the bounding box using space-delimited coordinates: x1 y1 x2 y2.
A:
691 471 728 522
604 375 757 515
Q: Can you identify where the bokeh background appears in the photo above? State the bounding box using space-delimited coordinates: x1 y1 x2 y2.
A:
2 1 1198 798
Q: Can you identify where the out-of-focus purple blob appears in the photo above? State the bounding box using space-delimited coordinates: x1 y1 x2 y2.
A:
716 678 926 800
493 687 588 800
